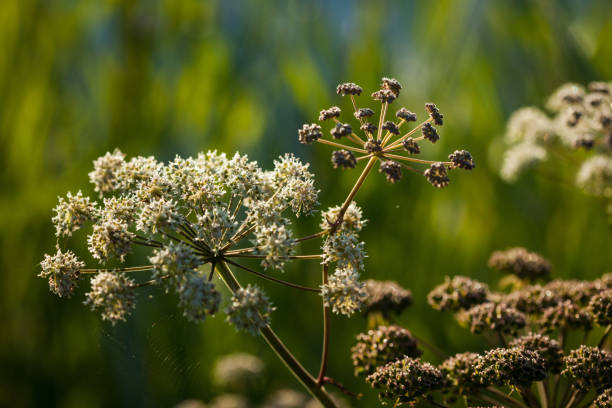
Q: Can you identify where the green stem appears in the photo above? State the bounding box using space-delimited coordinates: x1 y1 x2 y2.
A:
215 261 337 408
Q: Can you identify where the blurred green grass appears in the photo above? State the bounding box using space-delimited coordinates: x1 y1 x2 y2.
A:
1 0 612 406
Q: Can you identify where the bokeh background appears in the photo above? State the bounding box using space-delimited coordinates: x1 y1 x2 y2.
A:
2 0 612 406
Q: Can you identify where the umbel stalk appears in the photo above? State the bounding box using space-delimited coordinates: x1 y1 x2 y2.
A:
215 261 338 408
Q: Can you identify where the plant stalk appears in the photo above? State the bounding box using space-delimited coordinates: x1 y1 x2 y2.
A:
215 261 337 408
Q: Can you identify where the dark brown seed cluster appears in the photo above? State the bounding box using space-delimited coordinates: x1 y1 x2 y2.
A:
509 333 564 374
330 123 352 139
331 150 357 169
425 103 444 125
473 347 547 387
364 138 382 154
503 284 560 314
588 289 612 326
366 357 445 403
381 77 402 96
351 325 422 376
382 121 399 135
363 279 412 317
371 89 397 104
427 275 489 312
319 106 341 121
421 122 440 143
539 299 593 333
448 150 475 170
462 302 526 335
439 352 482 397
297 123 322 144
488 247 551 282
379 160 401 183
396 107 417 122
595 388 612 408
336 82 363 96
360 122 377 135
402 137 420 154
561 345 612 392
354 108 374 119
424 162 450 188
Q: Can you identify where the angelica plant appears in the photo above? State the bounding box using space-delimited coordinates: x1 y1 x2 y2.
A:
40 77 473 407
499 81 612 221
352 247 612 407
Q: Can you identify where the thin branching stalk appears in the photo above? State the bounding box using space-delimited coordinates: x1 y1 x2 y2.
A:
317 264 330 384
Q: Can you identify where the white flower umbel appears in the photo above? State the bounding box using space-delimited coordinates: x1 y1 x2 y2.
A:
500 143 548 182
87 218 134 263
88 148 125 196
84 272 135 324
321 266 367 316
177 273 221 322
577 155 612 197
52 190 97 237
322 231 366 271
320 201 366 233
226 284 275 335
39 249 85 298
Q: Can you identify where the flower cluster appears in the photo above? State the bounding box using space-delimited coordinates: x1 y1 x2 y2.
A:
213 352 264 391
352 247 612 406
300 78 474 188
500 80 612 220
362 279 412 317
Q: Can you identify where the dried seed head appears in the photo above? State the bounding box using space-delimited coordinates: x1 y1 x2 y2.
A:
595 388 612 408
539 299 593 333
360 122 378 135
364 138 382 153
84 272 136 324
226 284 275 335
318 106 341 121
588 289 612 326
402 137 421 154
382 121 400 135
474 347 548 387
503 284 560 314
39 249 84 298
366 357 445 403
352 325 422 376
363 279 412 317
331 150 357 169
544 279 600 306
330 123 352 139
488 247 551 282
440 352 482 396
371 89 397 104
354 108 374 119
509 333 564 374
379 160 402 183
381 77 402 96
424 162 450 188
448 150 475 170
321 266 367 316
461 302 526 335
427 275 489 312
336 82 363 96
425 103 444 126
422 122 440 143
562 345 612 392
298 123 322 144
396 108 417 122
213 352 264 391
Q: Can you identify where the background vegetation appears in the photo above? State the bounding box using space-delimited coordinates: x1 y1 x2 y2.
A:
2 0 612 406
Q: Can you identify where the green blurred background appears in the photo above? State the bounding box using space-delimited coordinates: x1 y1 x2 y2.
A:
2 0 612 406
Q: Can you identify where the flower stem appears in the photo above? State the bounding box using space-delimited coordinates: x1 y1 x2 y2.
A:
215 261 338 408
598 325 611 348
316 138 367 153
223 258 320 293
316 264 330 384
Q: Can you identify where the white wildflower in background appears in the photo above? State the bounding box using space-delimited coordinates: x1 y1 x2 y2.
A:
576 155 612 197
500 143 548 182
321 266 367 316
226 284 275 335
84 272 136 324
505 107 555 145
39 249 85 298
213 352 264 390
